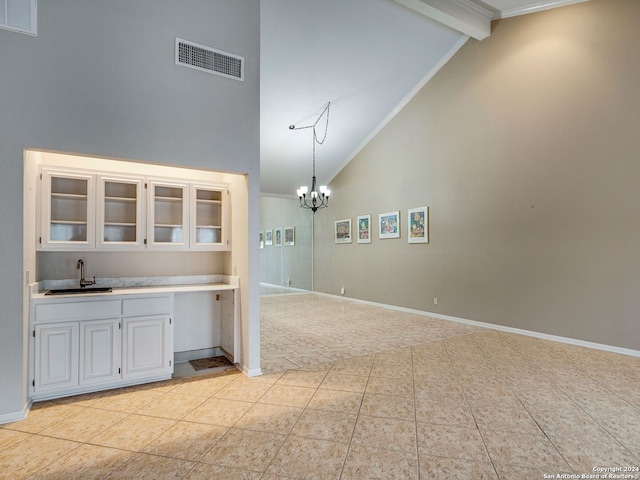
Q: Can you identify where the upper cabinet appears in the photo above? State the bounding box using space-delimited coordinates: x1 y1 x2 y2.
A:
190 184 229 250
97 175 145 249
40 169 95 250
38 167 230 252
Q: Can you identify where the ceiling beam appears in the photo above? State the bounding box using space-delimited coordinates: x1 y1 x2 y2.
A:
394 0 495 40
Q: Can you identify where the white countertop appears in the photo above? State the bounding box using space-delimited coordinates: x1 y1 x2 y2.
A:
30 275 239 300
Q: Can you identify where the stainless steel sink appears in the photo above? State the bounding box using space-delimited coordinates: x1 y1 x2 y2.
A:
45 287 113 295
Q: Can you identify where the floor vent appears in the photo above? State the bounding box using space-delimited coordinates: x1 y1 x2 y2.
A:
175 38 244 81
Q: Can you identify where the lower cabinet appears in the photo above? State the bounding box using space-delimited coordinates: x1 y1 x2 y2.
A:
30 294 173 401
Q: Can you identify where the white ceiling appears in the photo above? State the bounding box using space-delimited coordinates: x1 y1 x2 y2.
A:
259 0 588 196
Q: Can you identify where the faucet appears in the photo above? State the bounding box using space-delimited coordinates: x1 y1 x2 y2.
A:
77 259 96 288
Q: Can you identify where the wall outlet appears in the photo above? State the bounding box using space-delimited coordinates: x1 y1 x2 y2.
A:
340 286 345 295
287 279 291 286
434 297 438 305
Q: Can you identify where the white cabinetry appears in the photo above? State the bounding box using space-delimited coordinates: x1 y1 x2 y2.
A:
30 293 173 401
38 167 230 251
39 169 95 249
96 175 145 249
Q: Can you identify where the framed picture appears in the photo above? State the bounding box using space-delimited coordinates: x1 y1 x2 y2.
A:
408 206 429 243
259 231 264 249
357 214 371 244
265 229 273 246
284 226 295 246
334 218 352 243
275 228 282 247
379 211 400 239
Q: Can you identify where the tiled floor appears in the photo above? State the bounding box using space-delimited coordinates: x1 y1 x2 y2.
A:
2 293 640 479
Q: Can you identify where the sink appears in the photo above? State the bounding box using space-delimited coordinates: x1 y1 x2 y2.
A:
45 287 113 295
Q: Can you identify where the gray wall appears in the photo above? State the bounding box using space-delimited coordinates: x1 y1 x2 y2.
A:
260 196 312 290
0 0 260 420
314 0 640 351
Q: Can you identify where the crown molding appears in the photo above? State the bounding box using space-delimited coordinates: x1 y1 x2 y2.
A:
494 0 590 19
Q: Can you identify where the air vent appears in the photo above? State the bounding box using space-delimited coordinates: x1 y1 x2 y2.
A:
175 38 244 81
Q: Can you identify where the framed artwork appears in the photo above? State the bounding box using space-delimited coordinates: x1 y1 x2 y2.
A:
334 218 352 243
265 229 273 246
259 231 264 249
379 211 400 239
284 226 295 246
275 228 282 247
357 215 371 244
408 206 429 243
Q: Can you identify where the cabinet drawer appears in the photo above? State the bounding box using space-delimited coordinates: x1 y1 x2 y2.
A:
123 295 172 316
35 299 121 322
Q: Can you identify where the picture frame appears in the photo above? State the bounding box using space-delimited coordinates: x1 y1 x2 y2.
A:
275 228 282 247
357 214 371 244
259 231 264 249
408 206 429 243
334 218 352 244
378 211 400 239
284 226 295 246
265 229 273 246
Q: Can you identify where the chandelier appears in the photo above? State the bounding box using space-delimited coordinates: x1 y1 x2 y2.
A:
291 102 331 213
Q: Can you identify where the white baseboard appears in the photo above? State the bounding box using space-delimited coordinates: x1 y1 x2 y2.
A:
314 292 640 358
0 399 31 425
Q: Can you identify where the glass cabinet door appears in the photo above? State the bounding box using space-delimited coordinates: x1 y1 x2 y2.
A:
97 176 144 249
148 181 189 249
190 184 228 249
40 169 95 249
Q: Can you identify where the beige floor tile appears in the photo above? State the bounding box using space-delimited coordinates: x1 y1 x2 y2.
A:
360 393 415 421
91 388 164 413
329 356 374 376
306 388 364 414
0 428 31 449
4 403 83 434
417 423 490 463
185 463 262 479
352 415 417 453
276 369 327 388
341 443 418 480
135 392 206 420
168 372 238 397
480 429 571 471
320 372 369 393
38 406 129 442
415 400 476 427
266 436 349 480
493 463 569 480
28 444 133 480
259 383 316 408
200 428 285 472
290 408 357 442
182 397 253 426
471 404 541 435
419 455 498 480
90 414 176 451
0 435 80 479
213 377 273 402
234 402 302 434
106 452 195 479
365 375 414 396
142 421 228 461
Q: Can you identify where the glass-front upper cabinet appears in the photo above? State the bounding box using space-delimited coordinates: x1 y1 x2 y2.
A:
190 184 229 250
96 175 144 249
147 180 189 249
39 168 95 250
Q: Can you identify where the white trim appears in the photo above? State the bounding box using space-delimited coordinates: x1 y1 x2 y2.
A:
314 292 640 359
326 35 470 186
239 363 263 377
0 399 31 425
496 0 590 19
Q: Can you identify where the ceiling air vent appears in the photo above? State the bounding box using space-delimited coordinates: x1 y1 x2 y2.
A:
175 38 244 81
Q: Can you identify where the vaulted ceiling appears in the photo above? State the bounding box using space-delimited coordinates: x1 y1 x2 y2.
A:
260 0 589 196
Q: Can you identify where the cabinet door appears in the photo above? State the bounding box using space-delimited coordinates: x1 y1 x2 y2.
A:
34 322 79 392
39 169 95 249
79 319 121 386
122 315 172 379
190 184 229 250
147 181 189 249
97 175 145 249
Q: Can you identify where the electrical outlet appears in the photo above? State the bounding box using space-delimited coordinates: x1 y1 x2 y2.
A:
434 297 438 305
340 286 345 295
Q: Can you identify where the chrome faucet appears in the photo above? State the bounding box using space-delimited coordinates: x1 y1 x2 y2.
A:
77 259 96 288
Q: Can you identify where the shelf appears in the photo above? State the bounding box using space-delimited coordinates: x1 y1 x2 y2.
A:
51 220 88 225
51 193 88 200
196 199 222 205
104 222 137 227
104 196 137 203
196 225 222 229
